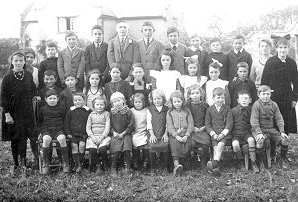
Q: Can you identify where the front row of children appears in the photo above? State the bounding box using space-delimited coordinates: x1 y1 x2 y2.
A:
38 79 289 177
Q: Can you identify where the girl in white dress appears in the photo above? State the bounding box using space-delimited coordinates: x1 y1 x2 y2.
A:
177 57 207 100
150 50 181 104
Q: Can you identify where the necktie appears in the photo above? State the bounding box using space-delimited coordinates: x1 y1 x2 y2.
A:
173 45 177 51
237 51 241 57
121 38 125 51
147 38 150 49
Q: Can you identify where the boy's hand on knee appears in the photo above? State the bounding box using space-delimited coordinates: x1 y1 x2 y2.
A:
194 127 200 133
281 133 289 139
255 134 264 143
162 134 168 142
113 132 119 138
176 136 183 142
67 134 72 139
181 136 188 142
213 134 218 141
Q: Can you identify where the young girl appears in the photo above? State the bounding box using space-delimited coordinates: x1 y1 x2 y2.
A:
1 51 36 171
109 92 134 176
130 93 149 170
86 96 111 172
177 57 207 99
150 50 181 102
203 62 230 106
186 84 210 167
167 91 194 176
23 48 39 88
84 69 105 110
126 63 152 106
104 64 133 109
64 93 92 173
147 89 170 172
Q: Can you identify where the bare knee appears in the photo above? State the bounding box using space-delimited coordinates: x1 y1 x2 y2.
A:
57 135 67 147
232 140 240 149
71 143 78 153
247 137 255 147
79 141 86 153
43 135 52 147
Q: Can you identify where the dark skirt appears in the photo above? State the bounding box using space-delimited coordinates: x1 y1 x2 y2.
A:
110 134 132 153
169 136 192 158
191 130 211 146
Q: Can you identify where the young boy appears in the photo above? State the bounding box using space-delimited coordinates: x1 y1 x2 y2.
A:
250 85 289 168
57 31 85 89
37 89 68 174
204 37 229 80
64 93 92 173
205 87 233 176
164 27 193 75
189 34 206 76
59 72 81 111
227 35 253 82
38 42 61 88
228 62 257 108
231 90 259 173
85 25 109 84
37 70 62 108
134 21 164 77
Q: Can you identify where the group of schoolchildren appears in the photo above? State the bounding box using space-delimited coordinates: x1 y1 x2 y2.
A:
15 21 290 178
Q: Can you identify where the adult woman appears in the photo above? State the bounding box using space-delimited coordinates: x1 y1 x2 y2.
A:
261 38 298 135
250 39 272 89
1 51 36 170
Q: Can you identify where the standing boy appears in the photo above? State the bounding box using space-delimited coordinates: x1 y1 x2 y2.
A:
164 27 193 75
38 42 61 88
85 25 109 84
204 38 229 80
228 62 257 108
107 20 137 79
134 22 164 77
57 31 85 89
189 34 206 76
227 35 253 82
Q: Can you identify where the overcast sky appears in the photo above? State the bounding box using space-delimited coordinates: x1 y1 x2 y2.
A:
0 0 297 38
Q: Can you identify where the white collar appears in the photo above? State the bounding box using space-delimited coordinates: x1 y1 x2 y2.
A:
171 43 179 48
70 106 90 111
68 46 77 52
119 35 127 41
143 37 153 43
234 48 243 54
94 41 102 47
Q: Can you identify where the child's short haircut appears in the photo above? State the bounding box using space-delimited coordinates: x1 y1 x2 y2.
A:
170 90 185 106
210 37 221 44
91 25 104 33
45 89 58 98
233 35 245 42
167 26 179 36
110 92 125 103
150 89 166 105
187 84 205 101
258 85 271 95
190 33 199 39
276 38 290 48
209 62 221 71
132 63 144 69
92 96 107 109
110 63 122 72
212 87 225 97
237 89 250 98
65 31 78 40
142 22 154 30
64 72 76 79
46 42 58 49
259 39 272 48
73 92 86 101
237 62 249 70
23 47 36 58
158 50 174 70
44 69 57 78
130 93 146 109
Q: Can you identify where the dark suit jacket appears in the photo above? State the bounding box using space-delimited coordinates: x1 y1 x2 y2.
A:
134 38 164 76
85 42 109 75
164 42 193 75
227 49 253 82
107 36 137 79
57 47 85 84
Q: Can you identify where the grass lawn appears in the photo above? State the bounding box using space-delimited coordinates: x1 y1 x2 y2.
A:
1 134 298 201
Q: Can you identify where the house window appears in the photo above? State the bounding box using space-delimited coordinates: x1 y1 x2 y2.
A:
58 17 77 33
